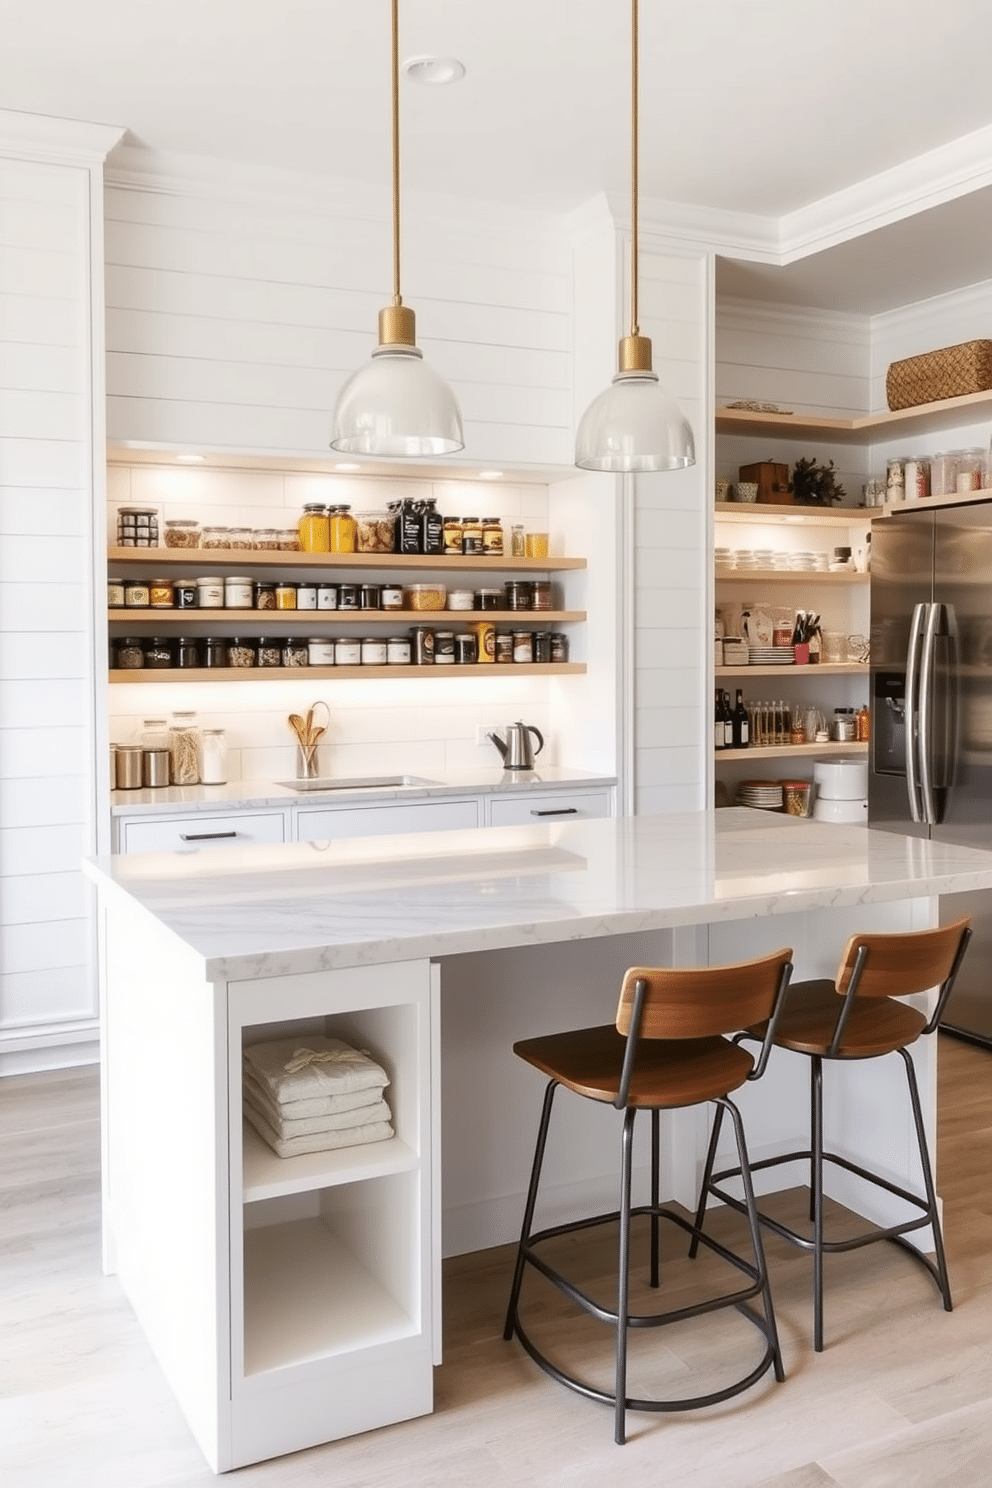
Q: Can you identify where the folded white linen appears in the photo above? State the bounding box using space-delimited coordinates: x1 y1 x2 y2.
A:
243 1071 384 1126
243 1036 389 1105
243 1086 392 1139
244 1103 394 1159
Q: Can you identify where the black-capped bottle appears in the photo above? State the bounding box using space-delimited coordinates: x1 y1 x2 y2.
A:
715 689 725 751
722 691 735 749
733 689 750 749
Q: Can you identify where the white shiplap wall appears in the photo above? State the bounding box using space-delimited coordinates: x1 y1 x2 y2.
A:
0 115 120 1074
104 171 574 468
631 243 710 815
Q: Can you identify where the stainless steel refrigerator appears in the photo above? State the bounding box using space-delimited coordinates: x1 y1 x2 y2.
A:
870 498 992 1046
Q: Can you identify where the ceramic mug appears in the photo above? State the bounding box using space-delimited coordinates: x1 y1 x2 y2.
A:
735 482 759 503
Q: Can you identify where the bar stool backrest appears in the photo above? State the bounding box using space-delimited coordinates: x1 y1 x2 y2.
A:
834 916 972 1002
617 947 794 1042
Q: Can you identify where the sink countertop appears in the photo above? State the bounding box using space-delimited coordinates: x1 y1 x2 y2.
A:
108 765 617 817
84 808 992 980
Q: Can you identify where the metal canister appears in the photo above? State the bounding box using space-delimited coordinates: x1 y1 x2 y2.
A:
531 580 552 611
338 582 359 611
359 583 382 610
455 632 478 664
142 748 170 788
410 627 434 665
115 745 143 789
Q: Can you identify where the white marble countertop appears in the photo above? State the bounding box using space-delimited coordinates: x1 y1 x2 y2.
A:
84 809 992 981
108 765 616 817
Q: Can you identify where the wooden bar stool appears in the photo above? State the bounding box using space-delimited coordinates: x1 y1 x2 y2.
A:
692 917 972 1353
502 947 794 1444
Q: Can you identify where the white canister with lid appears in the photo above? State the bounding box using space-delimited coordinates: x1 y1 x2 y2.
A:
813 757 869 800
224 575 254 608
196 576 225 608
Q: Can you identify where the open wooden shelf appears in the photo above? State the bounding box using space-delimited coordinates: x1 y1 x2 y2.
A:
715 567 867 584
715 389 992 443
109 662 586 683
107 546 585 572
714 502 872 525
107 608 585 626
716 662 867 678
716 741 868 762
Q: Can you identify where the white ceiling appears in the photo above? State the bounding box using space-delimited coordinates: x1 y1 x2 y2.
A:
5 0 992 311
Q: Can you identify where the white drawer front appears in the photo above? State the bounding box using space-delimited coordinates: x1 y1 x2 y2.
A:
487 790 613 828
120 812 287 854
296 798 479 842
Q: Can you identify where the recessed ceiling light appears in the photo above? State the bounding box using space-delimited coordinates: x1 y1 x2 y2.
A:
402 55 466 85
333 462 362 473
478 470 504 480
175 453 205 464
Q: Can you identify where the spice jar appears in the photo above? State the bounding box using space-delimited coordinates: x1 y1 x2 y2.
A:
448 589 474 610
281 639 308 668
531 580 552 611
257 638 282 668
176 637 201 669
224 576 254 608
255 583 276 610
329 505 356 553
476 588 503 611
510 523 525 557
168 712 200 785
114 637 145 669
442 517 464 555
549 632 568 663
174 582 198 609
107 578 125 607
204 637 229 668
505 580 532 611
512 630 534 663
481 519 504 556
381 585 403 611
298 503 330 553
317 583 339 611
307 637 336 666
145 637 173 669
124 579 150 608
832 707 856 742
359 583 382 610
196 577 224 609
200 729 227 785
338 582 359 611
275 582 297 610
386 635 411 665
360 637 388 665
296 581 317 611
228 638 256 668
461 517 483 555
434 630 455 664
164 519 200 549
335 637 361 666
533 631 551 663
495 630 514 664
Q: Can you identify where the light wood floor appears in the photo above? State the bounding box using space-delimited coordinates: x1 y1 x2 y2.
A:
1 1036 989 1487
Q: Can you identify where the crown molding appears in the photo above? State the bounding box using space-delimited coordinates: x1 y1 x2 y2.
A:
0 108 124 165
716 294 870 341
870 274 992 338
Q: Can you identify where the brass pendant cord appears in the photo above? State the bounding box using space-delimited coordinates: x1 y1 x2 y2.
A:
629 0 639 340
391 0 402 309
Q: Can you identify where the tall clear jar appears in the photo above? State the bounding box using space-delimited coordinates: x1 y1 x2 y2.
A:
298 503 330 553
329 505 357 553
168 711 201 785
199 728 227 785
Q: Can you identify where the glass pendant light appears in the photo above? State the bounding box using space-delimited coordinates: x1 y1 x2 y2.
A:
332 0 464 457
575 0 695 473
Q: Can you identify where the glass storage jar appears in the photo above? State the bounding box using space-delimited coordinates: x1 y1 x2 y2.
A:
298 503 330 553
201 525 230 549
200 728 227 785
227 638 256 668
114 637 145 669
360 637 388 665
434 630 455 664
275 582 297 609
455 632 478 664
257 638 282 668
277 528 301 550
328 505 356 553
204 637 229 668
296 581 317 610
510 523 526 557
107 578 125 607
281 639 308 668
168 712 200 785
174 581 197 609
381 585 403 610
254 583 276 610
338 582 359 611
124 580 150 608
512 630 534 663
355 511 396 553
225 526 252 550
335 637 361 666
176 637 201 669
495 630 514 663
549 632 569 663
117 507 159 546
252 527 281 550
317 583 339 610
386 635 411 665
164 519 200 549
145 637 173 669
461 517 483 555
140 717 169 749
307 637 336 666
442 517 464 554
481 519 504 555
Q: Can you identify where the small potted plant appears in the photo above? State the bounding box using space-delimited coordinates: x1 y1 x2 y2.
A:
791 456 846 506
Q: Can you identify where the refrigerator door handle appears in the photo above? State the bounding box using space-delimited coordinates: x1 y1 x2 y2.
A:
904 602 928 823
918 601 941 825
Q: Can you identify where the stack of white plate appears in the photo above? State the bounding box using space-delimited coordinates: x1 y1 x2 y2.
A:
737 780 784 810
747 645 795 666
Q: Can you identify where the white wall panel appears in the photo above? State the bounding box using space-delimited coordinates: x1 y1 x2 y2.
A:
0 871 86 926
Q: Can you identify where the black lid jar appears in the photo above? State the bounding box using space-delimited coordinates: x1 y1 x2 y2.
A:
145 636 174 669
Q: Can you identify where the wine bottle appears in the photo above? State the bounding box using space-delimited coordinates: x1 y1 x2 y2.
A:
722 691 735 749
734 689 749 749
715 689 725 751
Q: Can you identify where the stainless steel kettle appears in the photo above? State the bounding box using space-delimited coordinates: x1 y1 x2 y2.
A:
488 721 544 771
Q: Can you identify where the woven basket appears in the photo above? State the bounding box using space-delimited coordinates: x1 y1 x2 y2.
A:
886 340 992 411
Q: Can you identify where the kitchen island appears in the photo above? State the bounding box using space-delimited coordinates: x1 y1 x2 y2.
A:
86 809 992 1472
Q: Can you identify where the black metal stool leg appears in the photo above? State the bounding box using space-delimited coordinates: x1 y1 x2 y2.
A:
811 1056 825 1352
504 1079 559 1340
615 1107 637 1445
722 1095 785 1382
650 1108 660 1288
689 1100 726 1259
900 1047 953 1312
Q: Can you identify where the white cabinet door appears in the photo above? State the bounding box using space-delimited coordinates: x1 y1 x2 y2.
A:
119 811 288 854
296 798 480 842
486 790 613 827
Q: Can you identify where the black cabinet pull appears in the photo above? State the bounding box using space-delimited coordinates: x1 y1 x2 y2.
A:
530 807 578 817
179 830 238 841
